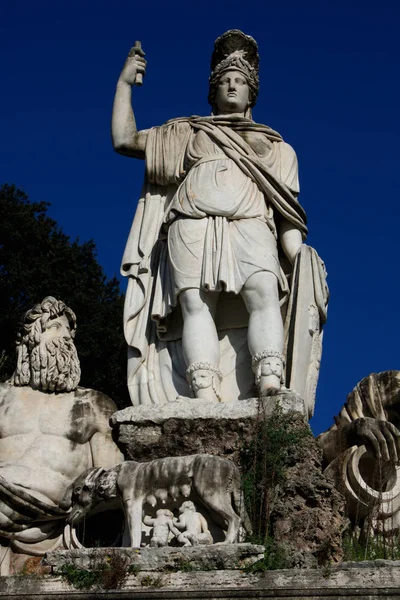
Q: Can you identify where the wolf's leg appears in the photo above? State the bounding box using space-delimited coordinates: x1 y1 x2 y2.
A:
124 496 143 547
201 493 241 544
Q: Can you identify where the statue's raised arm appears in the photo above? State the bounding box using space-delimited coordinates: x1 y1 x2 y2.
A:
117 30 328 417
111 43 148 159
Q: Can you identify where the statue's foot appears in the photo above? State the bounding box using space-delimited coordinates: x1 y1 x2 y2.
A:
259 373 281 397
186 362 223 402
252 350 285 398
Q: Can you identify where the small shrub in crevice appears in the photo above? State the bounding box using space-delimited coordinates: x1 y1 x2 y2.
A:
59 551 130 590
59 564 100 590
245 537 290 572
240 405 312 544
342 532 400 562
140 575 163 588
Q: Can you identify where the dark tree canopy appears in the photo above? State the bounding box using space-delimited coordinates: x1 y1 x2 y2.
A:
0 183 130 409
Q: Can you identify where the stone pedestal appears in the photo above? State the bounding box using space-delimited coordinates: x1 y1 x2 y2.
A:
110 393 346 568
44 544 265 572
111 391 306 461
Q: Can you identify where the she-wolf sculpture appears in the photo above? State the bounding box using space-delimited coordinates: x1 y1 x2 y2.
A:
63 454 252 547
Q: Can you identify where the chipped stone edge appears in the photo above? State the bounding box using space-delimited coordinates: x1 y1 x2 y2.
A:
111 392 306 426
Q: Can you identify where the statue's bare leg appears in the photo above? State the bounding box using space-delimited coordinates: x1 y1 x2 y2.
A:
179 289 221 401
241 271 284 396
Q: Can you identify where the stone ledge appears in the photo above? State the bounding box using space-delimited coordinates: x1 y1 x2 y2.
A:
44 544 265 572
111 392 306 427
4 563 400 598
111 392 306 461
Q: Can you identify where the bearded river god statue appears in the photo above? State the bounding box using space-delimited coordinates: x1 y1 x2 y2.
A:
0 297 123 565
113 30 328 416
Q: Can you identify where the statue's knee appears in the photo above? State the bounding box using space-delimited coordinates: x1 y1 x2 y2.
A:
243 272 279 310
180 289 209 317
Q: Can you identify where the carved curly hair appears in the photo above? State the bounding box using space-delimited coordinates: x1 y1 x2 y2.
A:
208 54 259 113
12 296 79 389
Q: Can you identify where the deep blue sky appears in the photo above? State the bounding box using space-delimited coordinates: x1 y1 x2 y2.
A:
1 1 399 434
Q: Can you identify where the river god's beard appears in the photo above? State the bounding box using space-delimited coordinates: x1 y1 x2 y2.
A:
30 338 81 392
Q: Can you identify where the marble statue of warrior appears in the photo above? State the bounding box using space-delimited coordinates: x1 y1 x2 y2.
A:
112 30 328 409
0 297 123 560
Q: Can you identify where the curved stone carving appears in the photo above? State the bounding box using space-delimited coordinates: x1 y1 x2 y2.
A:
319 371 400 535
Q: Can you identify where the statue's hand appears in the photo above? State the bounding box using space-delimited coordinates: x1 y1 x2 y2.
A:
119 51 146 87
350 417 400 463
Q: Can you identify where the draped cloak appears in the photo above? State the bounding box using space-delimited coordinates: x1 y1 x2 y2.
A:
121 116 317 405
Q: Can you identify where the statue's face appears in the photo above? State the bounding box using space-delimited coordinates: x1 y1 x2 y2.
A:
180 501 195 513
260 358 283 379
214 69 250 115
157 509 172 518
40 314 72 343
191 370 213 391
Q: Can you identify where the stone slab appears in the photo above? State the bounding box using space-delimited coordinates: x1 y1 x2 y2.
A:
111 392 306 427
44 543 265 572
111 392 306 461
4 562 400 598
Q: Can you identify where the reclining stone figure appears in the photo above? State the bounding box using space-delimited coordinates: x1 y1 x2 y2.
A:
0 297 123 563
63 454 251 547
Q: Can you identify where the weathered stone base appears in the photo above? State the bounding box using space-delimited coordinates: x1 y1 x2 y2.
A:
44 544 265 572
3 562 400 598
111 391 306 461
109 400 346 568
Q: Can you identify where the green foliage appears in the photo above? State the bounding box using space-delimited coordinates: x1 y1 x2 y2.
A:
0 183 129 408
140 575 163 588
245 537 289 572
59 552 130 590
343 533 400 562
59 564 100 590
176 560 197 572
240 405 312 543
128 563 140 576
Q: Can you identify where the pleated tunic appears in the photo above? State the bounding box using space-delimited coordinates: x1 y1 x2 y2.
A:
167 129 284 297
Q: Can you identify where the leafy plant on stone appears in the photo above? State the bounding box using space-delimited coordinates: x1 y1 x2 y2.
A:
240 405 312 568
241 405 311 541
140 575 163 588
342 530 400 562
59 551 130 590
59 564 100 590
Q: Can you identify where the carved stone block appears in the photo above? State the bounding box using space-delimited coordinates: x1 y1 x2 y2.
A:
111 392 306 461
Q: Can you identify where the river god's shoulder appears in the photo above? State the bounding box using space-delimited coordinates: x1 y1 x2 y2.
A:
74 387 118 418
0 382 12 403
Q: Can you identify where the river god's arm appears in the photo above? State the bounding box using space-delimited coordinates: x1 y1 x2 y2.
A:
111 49 148 159
89 394 124 468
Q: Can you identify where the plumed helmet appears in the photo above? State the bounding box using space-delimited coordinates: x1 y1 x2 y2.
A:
208 29 260 110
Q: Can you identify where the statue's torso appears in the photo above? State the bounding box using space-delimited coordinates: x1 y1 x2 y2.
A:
169 129 273 221
0 384 100 504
